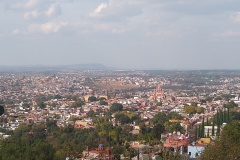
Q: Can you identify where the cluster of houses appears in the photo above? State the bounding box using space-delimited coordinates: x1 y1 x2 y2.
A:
1 71 240 159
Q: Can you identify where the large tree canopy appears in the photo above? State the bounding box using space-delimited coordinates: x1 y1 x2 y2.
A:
0 105 4 116
202 121 240 160
110 103 123 113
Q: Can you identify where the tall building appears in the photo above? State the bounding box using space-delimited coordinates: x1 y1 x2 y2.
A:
154 84 165 101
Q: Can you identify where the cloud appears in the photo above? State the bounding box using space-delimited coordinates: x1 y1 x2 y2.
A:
230 12 240 23
0 33 4 39
28 22 68 34
23 10 40 20
90 3 108 17
45 4 61 18
221 30 240 37
7 0 46 10
90 0 142 21
213 30 240 40
1 0 62 20
145 29 181 37
12 29 21 35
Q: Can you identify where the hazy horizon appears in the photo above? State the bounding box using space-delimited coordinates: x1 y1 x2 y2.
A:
1 0 240 70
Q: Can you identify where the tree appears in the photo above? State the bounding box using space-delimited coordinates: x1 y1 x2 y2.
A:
202 121 240 160
212 118 215 136
88 96 97 102
112 146 125 159
184 105 196 114
23 103 30 108
184 105 204 114
151 112 167 125
38 101 46 109
87 109 96 117
167 112 183 120
224 101 238 108
207 128 210 138
201 117 205 138
99 97 106 101
152 123 165 140
110 103 123 113
0 99 4 104
54 94 62 99
99 100 108 105
205 96 213 102
73 99 84 108
156 101 162 106
166 122 183 133
0 105 4 116
114 112 130 124
221 94 235 101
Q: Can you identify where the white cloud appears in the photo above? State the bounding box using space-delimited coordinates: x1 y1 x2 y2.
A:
9 0 44 10
45 4 61 18
145 29 181 37
90 3 108 17
23 10 40 20
213 30 240 40
2 0 62 20
221 30 240 37
12 29 21 35
90 0 142 20
28 22 68 34
230 12 240 23
25 0 40 9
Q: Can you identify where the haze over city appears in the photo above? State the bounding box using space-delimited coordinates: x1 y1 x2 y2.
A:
1 0 240 70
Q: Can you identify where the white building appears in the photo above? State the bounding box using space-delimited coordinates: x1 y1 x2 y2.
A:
188 144 205 158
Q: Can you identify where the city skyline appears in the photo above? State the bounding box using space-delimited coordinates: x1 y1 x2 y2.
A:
1 0 240 70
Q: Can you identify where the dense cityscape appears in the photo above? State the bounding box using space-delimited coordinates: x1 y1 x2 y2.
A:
2 0 240 160
0 69 239 159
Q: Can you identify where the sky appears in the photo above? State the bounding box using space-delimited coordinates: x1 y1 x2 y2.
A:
1 0 240 70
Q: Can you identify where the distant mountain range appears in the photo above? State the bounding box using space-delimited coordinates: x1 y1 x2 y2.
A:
0 64 111 72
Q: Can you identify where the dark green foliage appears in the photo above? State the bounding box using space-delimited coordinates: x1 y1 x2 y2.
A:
114 113 130 124
202 121 240 160
166 122 184 133
212 118 215 136
194 127 198 141
151 123 165 140
114 112 139 125
207 128 210 138
0 99 4 104
38 101 46 109
167 112 183 120
156 101 162 106
72 99 84 108
23 103 30 108
110 103 123 113
88 96 97 102
221 94 235 101
87 109 96 117
151 112 183 128
230 111 240 121
112 146 125 159
224 101 238 108
198 125 201 139
151 112 167 125
184 105 204 114
0 124 55 160
99 100 108 105
54 94 62 99
98 97 106 101
0 105 4 116
205 96 213 102
201 117 205 138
